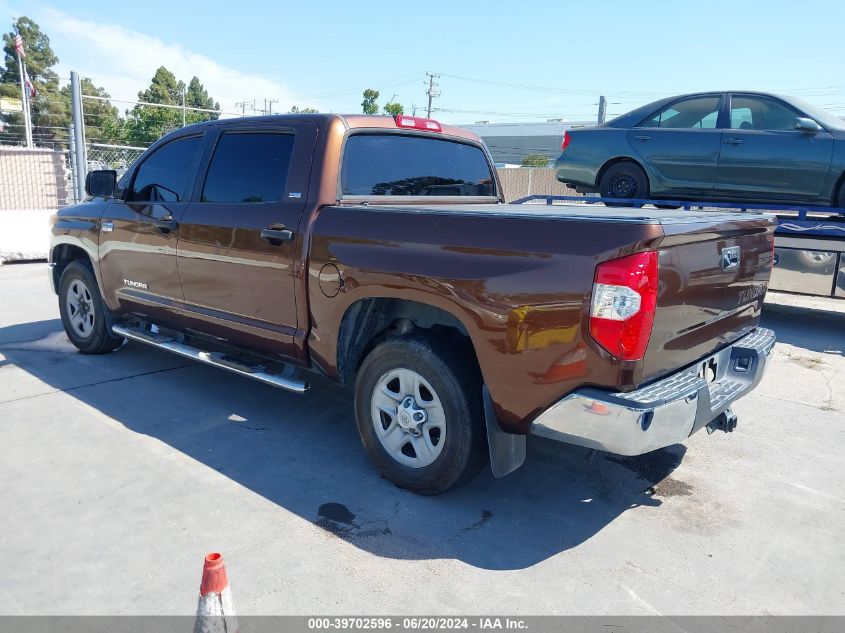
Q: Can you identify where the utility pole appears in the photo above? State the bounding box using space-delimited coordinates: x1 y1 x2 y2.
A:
70 71 86 202
264 98 278 115
425 72 440 118
182 85 187 127
235 101 249 115
597 95 607 124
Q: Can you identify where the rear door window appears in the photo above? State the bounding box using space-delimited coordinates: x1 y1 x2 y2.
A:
639 96 721 129
341 134 495 196
201 132 295 203
127 135 201 202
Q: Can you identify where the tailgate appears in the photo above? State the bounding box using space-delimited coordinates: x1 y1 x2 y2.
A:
641 213 775 382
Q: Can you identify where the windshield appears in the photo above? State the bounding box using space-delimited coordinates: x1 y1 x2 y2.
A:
341 133 496 197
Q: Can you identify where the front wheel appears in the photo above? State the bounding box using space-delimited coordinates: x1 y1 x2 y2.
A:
354 333 488 495
58 260 124 354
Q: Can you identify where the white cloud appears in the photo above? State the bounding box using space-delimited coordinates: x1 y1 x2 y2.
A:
40 7 314 115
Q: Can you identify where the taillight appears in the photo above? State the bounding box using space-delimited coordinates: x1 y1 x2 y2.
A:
561 130 571 151
395 115 442 132
589 251 659 361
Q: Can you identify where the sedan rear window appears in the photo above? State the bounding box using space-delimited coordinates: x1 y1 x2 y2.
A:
341 134 495 197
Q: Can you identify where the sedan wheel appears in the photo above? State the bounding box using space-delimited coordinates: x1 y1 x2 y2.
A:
598 162 649 207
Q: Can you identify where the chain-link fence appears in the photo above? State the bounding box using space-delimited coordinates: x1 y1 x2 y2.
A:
0 145 72 210
86 143 146 179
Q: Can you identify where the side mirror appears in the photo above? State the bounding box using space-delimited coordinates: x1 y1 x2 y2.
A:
85 170 117 198
794 117 822 133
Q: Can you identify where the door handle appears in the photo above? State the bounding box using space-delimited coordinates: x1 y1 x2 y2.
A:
153 218 179 234
261 227 294 245
634 135 650 141
724 138 744 145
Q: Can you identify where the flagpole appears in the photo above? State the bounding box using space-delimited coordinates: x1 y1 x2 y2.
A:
16 48 33 148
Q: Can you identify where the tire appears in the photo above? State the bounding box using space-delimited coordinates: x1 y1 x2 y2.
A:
58 260 124 354
354 332 488 495
598 162 648 207
795 250 836 269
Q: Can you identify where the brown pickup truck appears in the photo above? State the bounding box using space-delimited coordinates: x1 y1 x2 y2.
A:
49 113 776 494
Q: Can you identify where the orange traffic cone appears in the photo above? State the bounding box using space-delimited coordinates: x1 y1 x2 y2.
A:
194 552 238 633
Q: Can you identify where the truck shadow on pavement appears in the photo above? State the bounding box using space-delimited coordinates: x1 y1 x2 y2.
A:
761 303 845 355
2 318 692 571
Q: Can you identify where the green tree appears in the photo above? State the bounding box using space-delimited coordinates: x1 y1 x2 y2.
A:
382 101 403 117
0 17 67 146
520 154 550 167
124 67 220 144
289 105 318 114
138 66 182 105
185 76 219 123
361 88 379 115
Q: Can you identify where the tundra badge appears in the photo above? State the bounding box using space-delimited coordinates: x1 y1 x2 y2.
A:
721 246 741 272
123 279 148 290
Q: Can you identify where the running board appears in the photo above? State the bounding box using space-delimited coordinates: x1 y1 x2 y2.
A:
112 324 309 394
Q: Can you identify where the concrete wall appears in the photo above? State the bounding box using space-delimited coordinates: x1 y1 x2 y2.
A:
0 148 70 211
496 167 581 202
0 208 53 262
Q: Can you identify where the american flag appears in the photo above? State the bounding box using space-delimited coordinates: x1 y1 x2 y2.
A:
24 68 35 98
14 33 25 58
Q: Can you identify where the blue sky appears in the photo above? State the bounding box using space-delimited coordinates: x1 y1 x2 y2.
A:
4 0 845 123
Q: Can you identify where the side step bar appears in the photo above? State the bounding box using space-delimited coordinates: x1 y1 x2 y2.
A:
112 324 309 394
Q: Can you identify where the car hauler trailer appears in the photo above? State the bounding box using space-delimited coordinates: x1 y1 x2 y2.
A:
514 195 845 299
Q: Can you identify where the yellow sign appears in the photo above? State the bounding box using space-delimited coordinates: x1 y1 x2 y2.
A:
0 98 23 112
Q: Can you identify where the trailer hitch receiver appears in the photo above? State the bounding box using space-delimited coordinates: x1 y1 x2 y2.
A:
707 408 738 434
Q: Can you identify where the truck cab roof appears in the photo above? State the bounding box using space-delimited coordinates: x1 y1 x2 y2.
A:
168 113 484 144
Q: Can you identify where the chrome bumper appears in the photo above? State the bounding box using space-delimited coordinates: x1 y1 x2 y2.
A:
532 328 776 456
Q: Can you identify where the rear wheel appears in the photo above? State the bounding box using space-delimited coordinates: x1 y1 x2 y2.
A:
58 261 124 354
354 332 487 495
598 162 648 207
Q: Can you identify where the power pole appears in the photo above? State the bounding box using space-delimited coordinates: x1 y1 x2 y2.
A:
597 95 607 124
264 98 278 115
425 72 440 118
182 85 187 127
235 101 249 115
70 71 86 202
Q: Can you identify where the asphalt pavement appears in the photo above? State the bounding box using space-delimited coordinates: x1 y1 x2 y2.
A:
1 263 843 615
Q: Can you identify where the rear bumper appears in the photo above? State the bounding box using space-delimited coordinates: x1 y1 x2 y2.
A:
531 327 776 455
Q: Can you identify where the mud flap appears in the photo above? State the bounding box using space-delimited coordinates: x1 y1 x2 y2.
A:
483 385 526 477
